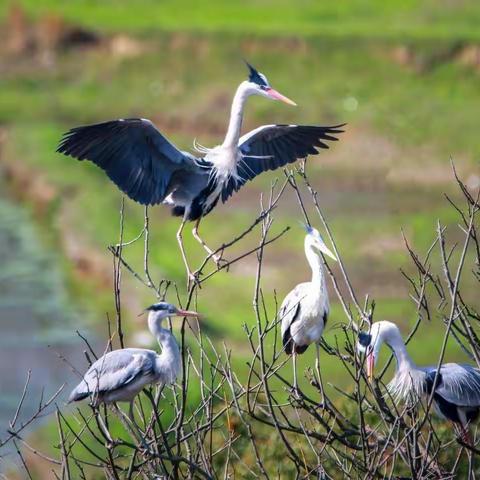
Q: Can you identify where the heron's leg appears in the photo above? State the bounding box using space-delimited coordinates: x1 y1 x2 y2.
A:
128 400 135 424
315 343 325 406
192 219 226 267
192 219 214 256
95 409 114 445
113 403 147 449
176 217 197 285
461 424 473 446
292 353 299 397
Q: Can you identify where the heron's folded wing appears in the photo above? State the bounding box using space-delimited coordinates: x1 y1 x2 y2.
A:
425 364 480 407
221 124 345 201
57 118 199 205
70 349 154 400
279 285 306 338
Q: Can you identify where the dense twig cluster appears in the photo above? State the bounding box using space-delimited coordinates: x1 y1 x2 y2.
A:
1 164 479 478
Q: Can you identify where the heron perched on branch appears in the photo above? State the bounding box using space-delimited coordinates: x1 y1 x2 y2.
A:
358 321 480 443
57 62 344 282
69 302 198 426
279 226 337 395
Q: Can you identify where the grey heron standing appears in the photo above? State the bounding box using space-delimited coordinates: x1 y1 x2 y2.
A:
279 226 337 396
57 62 344 283
357 321 480 443
69 302 199 438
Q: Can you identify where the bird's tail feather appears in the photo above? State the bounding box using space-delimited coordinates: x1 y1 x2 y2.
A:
68 388 90 403
283 328 309 355
171 206 185 217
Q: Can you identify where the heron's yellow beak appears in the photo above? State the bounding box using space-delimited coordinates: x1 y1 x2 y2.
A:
266 88 297 106
366 353 375 383
320 244 337 262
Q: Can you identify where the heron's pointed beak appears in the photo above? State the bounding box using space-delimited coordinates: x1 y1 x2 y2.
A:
320 245 337 262
366 352 375 383
266 88 297 106
175 309 200 318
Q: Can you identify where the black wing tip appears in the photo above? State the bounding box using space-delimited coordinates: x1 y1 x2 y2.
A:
295 344 309 355
282 328 293 355
282 328 309 355
68 391 89 403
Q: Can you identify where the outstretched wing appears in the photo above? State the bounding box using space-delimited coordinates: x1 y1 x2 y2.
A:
57 118 199 205
221 124 345 201
69 349 155 402
425 363 480 408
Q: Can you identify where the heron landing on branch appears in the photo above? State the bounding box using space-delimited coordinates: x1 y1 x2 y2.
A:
57 62 344 284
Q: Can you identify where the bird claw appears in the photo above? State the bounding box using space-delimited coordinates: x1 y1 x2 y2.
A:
105 438 118 449
290 386 302 400
187 271 202 288
138 439 152 454
211 253 229 270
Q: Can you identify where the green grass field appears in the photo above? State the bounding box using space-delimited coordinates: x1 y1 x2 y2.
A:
2 0 480 40
1 0 479 407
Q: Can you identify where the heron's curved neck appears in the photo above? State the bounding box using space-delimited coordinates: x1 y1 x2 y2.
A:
305 243 325 288
385 330 416 373
222 83 249 149
148 314 180 357
148 314 181 381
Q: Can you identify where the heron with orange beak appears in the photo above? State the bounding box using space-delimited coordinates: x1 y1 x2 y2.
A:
69 302 199 412
358 321 480 444
58 62 344 283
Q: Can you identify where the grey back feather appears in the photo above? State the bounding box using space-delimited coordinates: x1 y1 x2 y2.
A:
69 348 156 402
425 363 480 407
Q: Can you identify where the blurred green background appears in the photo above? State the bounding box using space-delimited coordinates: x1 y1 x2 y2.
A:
0 0 479 473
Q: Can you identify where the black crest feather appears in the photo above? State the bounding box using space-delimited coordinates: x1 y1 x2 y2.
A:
244 61 269 88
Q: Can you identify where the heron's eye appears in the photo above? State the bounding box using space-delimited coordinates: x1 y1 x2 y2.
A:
260 85 268 91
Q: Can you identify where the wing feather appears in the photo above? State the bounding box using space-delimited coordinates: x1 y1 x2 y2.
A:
57 118 198 205
221 123 344 201
425 363 480 407
69 348 155 402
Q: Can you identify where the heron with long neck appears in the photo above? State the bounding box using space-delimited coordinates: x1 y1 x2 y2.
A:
57 62 344 283
358 321 480 443
69 302 199 423
279 226 337 395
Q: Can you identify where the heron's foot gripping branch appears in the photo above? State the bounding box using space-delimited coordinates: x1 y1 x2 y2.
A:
187 270 202 289
212 252 229 270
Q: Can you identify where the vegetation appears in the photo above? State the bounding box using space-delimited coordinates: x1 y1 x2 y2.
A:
0 1 479 476
4 165 479 478
2 0 480 40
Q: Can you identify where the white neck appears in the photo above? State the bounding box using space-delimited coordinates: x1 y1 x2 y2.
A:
222 82 250 149
304 241 325 288
383 327 416 373
148 313 181 383
381 324 424 401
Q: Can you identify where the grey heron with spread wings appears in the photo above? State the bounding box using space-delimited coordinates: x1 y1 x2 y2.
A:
57 62 344 282
358 321 480 444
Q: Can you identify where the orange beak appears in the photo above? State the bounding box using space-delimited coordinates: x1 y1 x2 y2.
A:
266 88 297 106
366 353 375 383
176 309 200 318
